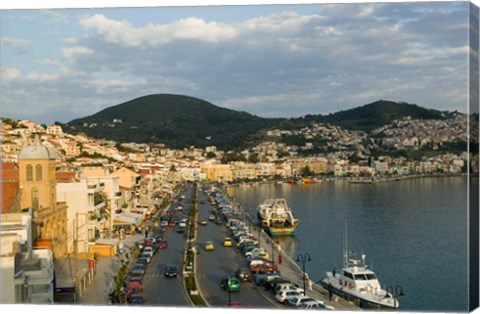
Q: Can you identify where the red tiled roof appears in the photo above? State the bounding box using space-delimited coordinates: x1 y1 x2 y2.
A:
1 168 19 181
1 162 18 170
56 171 78 183
1 181 19 214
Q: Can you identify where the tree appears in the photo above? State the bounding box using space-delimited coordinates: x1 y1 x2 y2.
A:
206 152 216 159
300 166 314 177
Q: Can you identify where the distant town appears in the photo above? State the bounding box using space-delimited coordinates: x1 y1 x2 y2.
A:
2 113 478 184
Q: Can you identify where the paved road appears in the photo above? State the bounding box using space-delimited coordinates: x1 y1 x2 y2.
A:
140 185 194 307
141 223 191 306
194 188 279 308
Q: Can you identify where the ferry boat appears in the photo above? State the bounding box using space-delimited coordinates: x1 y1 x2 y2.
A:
320 223 400 309
257 198 300 237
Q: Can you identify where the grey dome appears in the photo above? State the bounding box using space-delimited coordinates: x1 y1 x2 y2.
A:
19 140 57 160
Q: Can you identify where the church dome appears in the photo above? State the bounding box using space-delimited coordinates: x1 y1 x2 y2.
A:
19 139 57 160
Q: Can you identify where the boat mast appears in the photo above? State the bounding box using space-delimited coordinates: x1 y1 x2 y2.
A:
343 220 348 268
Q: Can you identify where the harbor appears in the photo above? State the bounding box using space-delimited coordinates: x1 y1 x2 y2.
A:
228 175 472 312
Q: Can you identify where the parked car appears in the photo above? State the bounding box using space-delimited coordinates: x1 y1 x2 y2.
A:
126 281 143 300
250 264 276 274
136 257 149 267
164 265 178 278
142 247 154 257
131 264 146 276
275 289 301 304
176 226 186 233
287 296 318 307
204 241 215 251
220 276 241 292
128 269 144 282
208 214 216 221
298 300 335 310
140 252 151 263
274 283 305 295
128 294 145 305
265 278 290 292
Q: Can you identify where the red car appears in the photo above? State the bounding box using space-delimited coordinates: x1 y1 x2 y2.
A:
250 264 277 274
168 220 177 227
158 240 168 249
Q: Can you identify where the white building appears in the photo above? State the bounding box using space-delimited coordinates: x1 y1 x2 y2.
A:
1 211 55 304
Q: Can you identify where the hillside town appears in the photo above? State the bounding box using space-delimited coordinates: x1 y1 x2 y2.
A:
0 114 477 304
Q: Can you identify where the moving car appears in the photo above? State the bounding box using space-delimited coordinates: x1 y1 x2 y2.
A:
176 226 186 233
204 241 215 251
200 219 208 225
164 265 178 278
158 240 168 249
208 214 216 221
235 268 250 282
223 237 233 247
220 276 241 292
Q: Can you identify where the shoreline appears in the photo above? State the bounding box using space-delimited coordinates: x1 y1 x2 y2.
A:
226 173 467 187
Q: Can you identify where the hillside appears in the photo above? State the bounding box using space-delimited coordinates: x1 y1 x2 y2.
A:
306 100 451 132
61 96 453 150
62 94 278 149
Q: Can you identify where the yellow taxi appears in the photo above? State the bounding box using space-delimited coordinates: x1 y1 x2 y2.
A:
223 237 233 247
204 241 215 251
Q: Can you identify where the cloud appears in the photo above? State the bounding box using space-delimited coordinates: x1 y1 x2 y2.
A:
1 36 32 47
61 46 94 59
79 14 237 46
1 67 21 82
1 3 471 124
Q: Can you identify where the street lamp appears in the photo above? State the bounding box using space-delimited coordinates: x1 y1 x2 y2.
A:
384 285 405 309
296 253 311 296
267 237 278 264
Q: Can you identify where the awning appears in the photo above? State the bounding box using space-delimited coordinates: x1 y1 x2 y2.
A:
113 212 143 226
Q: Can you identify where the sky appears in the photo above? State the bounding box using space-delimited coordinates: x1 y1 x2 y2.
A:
0 0 478 125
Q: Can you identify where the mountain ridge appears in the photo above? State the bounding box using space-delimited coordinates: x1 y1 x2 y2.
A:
61 94 452 150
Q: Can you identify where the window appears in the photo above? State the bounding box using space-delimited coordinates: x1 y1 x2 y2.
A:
36 164 43 181
366 274 377 280
31 188 39 210
26 164 33 181
354 274 367 280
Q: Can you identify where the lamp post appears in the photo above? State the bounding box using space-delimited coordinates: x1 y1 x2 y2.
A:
296 253 311 296
385 285 405 309
267 237 278 264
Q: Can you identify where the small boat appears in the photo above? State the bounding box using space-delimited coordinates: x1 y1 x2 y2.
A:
320 222 400 309
257 198 300 237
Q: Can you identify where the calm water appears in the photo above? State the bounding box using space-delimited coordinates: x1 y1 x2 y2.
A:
229 176 475 312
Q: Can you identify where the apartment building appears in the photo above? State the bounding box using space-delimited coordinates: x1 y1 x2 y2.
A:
1 211 55 304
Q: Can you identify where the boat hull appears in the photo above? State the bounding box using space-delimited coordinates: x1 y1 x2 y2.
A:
320 279 398 310
267 226 296 237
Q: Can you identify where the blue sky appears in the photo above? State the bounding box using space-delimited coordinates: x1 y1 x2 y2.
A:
0 1 477 124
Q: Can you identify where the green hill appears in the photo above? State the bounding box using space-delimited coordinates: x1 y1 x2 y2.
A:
309 100 451 132
62 94 278 149
61 96 452 150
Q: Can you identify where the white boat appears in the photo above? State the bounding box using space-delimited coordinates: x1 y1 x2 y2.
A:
320 223 400 309
257 198 300 237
